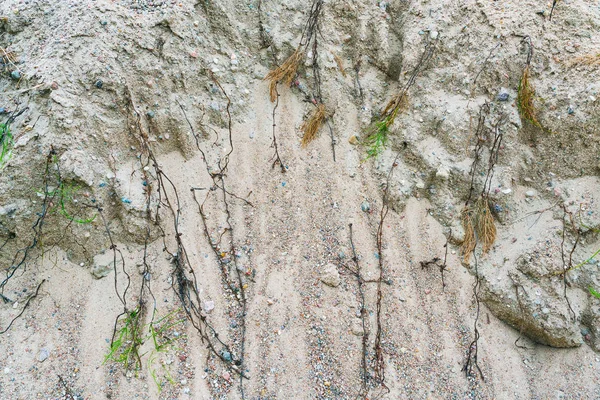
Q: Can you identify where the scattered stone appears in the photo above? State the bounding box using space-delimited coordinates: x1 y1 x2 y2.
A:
361 201 370 212
349 135 359 145
146 110 155 118
203 300 215 313
320 263 341 287
95 80 103 89
351 319 364 336
221 350 232 362
10 70 21 80
91 253 115 279
436 166 450 180
525 190 536 197
581 327 590 336
38 348 49 362
497 88 510 102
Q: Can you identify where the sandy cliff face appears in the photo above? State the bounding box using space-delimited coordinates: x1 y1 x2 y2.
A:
1 0 599 398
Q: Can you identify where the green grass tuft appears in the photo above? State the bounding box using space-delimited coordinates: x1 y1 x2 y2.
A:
0 123 14 170
364 117 390 160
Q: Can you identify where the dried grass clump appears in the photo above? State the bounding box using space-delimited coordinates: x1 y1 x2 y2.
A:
567 53 600 68
461 206 476 263
475 197 496 253
301 103 326 147
0 47 18 69
264 48 304 102
517 66 542 129
461 198 497 262
332 52 346 77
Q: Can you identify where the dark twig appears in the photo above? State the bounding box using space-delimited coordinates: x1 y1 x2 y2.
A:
560 206 578 321
549 0 558 21
58 375 76 400
270 84 286 172
0 279 45 334
348 223 369 397
508 273 532 350
473 43 501 86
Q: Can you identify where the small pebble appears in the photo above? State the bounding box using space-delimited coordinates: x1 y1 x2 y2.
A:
38 349 49 362
361 201 370 212
497 88 510 102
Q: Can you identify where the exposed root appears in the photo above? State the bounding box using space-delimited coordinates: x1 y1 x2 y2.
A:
270 84 286 172
346 223 369 397
372 153 401 395
301 103 326 147
463 252 485 381
264 47 303 102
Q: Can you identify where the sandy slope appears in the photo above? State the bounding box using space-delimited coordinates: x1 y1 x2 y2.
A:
1 0 600 399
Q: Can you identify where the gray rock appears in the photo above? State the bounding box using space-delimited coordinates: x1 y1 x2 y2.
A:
497 88 510 102
320 263 341 287
203 300 215 314
361 201 370 213
91 253 115 279
10 70 21 80
351 319 365 336
38 348 49 362
221 350 232 362
0 203 17 216
436 166 450 180
480 259 582 348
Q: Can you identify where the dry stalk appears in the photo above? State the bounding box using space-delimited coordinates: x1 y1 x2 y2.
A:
301 103 326 147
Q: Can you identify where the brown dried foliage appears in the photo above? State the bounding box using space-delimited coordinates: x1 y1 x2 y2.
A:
461 206 476 263
301 103 326 147
517 66 542 129
264 48 304 102
567 53 600 68
332 52 346 77
475 197 496 253
381 92 409 125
